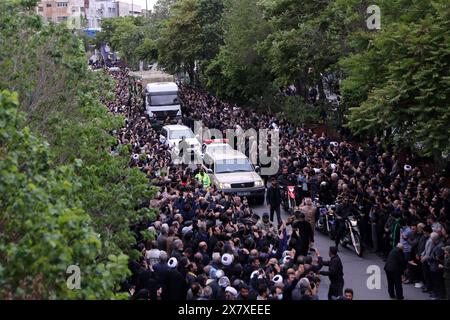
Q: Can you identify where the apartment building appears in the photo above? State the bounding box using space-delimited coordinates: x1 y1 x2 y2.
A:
37 0 85 24
116 1 142 18
85 0 117 28
37 0 144 29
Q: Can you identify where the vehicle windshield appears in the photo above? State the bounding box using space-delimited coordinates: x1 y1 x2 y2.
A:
169 129 195 139
208 145 232 154
215 158 254 173
149 94 179 106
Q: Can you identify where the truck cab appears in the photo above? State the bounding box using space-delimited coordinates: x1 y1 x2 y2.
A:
145 82 182 121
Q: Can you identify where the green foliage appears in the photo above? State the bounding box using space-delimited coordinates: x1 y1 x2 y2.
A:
259 0 372 99
205 0 273 103
342 0 450 157
277 96 322 126
152 0 179 21
0 90 129 299
157 0 203 82
95 16 160 68
136 38 159 62
196 0 225 83
0 0 159 298
156 0 225 85
140 229 157 242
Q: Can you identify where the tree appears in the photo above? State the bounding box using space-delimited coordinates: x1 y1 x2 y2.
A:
95 17 147 68
342 0 450 158
157 0 203 83
136 38 159 62
259 0 372 101
0 90 130 299
152 0 178 21
205 0 273 105
1 0 158 279
196 0 225 83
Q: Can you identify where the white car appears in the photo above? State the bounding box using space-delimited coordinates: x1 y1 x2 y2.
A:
159 125 201 163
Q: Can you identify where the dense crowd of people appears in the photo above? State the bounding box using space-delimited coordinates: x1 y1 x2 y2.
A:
102 66 450 300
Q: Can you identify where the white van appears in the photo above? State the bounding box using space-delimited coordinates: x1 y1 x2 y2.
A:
145 82 182 120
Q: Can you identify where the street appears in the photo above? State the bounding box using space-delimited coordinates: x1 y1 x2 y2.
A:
252 202 429 300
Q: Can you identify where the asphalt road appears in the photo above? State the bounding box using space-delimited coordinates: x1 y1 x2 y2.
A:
251 202 430 300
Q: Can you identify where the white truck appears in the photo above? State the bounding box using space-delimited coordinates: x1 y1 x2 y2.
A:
145 82 182 121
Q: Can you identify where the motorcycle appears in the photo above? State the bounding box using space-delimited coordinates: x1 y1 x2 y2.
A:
281 185 297 214
340 214 363 257
315 204 336 239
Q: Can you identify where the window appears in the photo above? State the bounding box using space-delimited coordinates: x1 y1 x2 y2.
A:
169 129 194 140
215 159 254 174
57 16 68 22
149 94 180 106
57 2 68 7
38 6 44 11
46 3 52 7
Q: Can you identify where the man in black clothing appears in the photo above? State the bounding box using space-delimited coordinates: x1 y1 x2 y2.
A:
165 259 188 300
193 163 202 177
384 243 407 299
319 246 344 300
334 197 353 248
153 252 169 287
277 167 290 187
291 212 314 257
266 178 282 226
318 181 334 205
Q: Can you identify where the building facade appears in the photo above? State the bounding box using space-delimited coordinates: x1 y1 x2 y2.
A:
116 1 142 18
37 0 144 29
37 0 85 24
85 0 117 28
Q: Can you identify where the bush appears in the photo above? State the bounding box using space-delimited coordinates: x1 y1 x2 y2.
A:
277 96 322 126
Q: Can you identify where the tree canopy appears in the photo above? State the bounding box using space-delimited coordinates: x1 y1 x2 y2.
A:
0 0 157 298
341 0 450 158
0 90 130 299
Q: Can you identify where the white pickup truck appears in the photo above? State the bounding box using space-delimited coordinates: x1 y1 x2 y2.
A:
159 125 202 164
